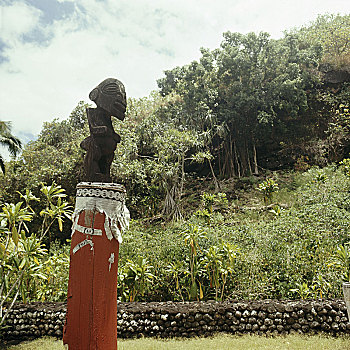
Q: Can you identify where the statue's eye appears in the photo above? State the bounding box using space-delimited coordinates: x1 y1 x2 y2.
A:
102 83 119 95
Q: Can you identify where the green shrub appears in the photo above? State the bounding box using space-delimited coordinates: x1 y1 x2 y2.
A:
257 179 279 204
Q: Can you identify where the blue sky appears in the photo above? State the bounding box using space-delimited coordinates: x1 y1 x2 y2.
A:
1 0 350 144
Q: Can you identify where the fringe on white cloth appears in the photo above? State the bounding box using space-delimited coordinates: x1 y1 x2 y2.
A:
71 183 130 243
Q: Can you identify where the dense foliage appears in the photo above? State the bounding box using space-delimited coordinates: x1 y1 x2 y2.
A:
1 166 350 310
117 166 350 301
295 14 350 69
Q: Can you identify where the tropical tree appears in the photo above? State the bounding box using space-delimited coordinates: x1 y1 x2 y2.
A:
113 92 209 220
157 31 321 177
0 121 21 173
0 103 88 210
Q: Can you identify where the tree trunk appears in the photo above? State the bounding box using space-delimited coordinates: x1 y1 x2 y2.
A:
162 184 182 221
253 143 259 175
208 158 221 192
220 134 258 178
233 140 241 178
246 142 252 175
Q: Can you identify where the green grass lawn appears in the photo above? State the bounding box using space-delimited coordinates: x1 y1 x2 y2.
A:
2 334 350 350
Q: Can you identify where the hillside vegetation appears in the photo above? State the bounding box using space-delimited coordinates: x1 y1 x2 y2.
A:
1 165 350 305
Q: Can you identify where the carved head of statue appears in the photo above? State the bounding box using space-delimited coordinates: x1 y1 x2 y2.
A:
89 78 127 120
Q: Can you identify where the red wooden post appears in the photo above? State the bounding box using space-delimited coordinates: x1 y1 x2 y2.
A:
63 183 129 350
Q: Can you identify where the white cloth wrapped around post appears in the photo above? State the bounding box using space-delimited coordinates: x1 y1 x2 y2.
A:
71 182 130 243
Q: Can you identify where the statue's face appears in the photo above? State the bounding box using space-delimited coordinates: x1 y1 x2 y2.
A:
89 78 126 120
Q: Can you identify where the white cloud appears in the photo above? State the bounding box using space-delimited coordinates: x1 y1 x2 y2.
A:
0 2 42 43
0 0 350 139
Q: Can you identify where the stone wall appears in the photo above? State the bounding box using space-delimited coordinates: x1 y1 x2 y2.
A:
2 300 350 341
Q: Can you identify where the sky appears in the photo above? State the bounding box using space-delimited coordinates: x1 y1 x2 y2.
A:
1 0 350 145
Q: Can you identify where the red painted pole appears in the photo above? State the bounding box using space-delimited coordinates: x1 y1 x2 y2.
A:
63 183 129 350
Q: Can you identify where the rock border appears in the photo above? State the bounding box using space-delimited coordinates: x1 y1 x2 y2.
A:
2 299 350 341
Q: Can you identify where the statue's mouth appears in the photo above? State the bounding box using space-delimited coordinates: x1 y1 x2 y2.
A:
112 101 126 120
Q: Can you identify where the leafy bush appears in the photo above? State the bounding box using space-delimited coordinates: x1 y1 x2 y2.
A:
0 183 72 327
257 179 279 204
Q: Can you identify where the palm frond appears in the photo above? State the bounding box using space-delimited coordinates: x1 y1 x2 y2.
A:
0 120 22 159
0 135 22 156
0 154 5 174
